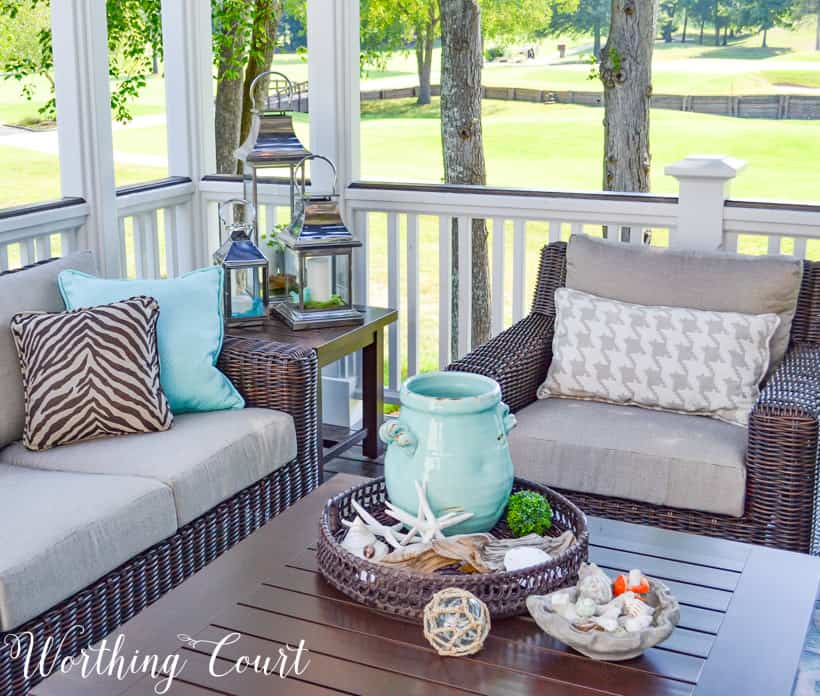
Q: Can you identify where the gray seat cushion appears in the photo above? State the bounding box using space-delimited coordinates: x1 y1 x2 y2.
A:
566 234 803 375
0 408 297 526
508 398 748 517
0 251 97 449
0 464 176 631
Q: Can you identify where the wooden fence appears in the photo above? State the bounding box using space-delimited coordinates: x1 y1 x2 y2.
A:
358 84 820 120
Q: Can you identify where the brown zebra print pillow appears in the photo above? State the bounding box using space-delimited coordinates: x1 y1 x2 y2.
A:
10 296 173 451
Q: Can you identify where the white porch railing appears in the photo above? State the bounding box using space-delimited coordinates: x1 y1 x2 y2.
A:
115 177 196 279
0 198 88 272
346 182 680 393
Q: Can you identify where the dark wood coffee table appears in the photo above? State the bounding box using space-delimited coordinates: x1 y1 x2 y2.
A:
34 474 820 696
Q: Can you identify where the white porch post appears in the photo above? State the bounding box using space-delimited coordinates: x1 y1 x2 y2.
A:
51 0 119 276
306 0 364 425
306 0 361 193
161 0 216 270
665 155 746 251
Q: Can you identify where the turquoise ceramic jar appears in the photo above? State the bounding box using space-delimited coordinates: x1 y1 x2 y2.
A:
379 371 517 535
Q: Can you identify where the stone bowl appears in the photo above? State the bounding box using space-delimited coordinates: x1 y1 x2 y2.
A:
526 578 680 661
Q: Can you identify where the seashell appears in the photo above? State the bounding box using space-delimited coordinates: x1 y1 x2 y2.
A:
549 592 571 608
577 564 613 605
503 546 550 572
599 604 622 621
592 615 619 632
622 594 654 618
622 614 653 632
596 591 632 616
575 597 597 618
556 602 579 623
341 518 388 561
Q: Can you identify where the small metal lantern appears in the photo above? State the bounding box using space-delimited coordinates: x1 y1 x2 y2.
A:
213 199 269 328
234 71 311 230
272 155 364 330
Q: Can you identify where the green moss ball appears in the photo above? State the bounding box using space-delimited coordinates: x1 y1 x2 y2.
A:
505 491 552 537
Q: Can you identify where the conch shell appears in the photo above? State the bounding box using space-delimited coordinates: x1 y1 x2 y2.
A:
577 562 613 605
341 517 388 561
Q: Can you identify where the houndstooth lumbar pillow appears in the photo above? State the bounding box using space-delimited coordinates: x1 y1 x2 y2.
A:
10 296 173 451
538 288 780 427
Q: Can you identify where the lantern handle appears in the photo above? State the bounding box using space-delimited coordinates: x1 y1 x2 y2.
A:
249 71 295 113
218 198 256 242
293 154 338 199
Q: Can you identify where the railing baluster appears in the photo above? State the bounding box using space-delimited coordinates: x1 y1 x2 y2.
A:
794 237 807 260
767 235 780 256
406 213 419 378
163 207 179 278
35 235 51 261
570 222 583 238
548 221 562 243
145 211 160 278
438 215 452 369
0 245 8 272
723 232 739 252
387 212 401 391
119 217 131 278
22 239 35 266
512 219 526 323
491 217 505 336
353 210 368 305
457 216 472 358
61 229 78 255
173 202 194 274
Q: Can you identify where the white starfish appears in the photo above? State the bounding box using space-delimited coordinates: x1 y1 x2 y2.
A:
384 481 474 544
342 498 407 549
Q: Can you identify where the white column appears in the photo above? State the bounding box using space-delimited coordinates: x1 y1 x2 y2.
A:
51 0 119 276
307 0 363 420
161 0 216 270
306 0 361 193
665 155 746 251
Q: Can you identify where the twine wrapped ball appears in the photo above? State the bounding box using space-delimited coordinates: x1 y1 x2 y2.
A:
423 588 491 657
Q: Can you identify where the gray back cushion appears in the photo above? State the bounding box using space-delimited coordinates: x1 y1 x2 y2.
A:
566 235 803 375
0 251 97 448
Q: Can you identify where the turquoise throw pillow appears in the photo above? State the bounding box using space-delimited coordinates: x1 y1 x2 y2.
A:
58 267 244 414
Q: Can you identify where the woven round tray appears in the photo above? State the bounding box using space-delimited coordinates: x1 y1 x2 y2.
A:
317 477 589 619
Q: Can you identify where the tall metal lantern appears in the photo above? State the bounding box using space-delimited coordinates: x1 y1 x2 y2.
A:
213 199 269 328
272 155 364 330
235 71 311 219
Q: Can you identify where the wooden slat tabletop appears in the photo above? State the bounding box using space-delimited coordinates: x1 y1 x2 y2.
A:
33 474 820 696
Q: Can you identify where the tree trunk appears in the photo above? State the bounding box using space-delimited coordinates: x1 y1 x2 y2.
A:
600 0 658 194
816 2 819 51
440 0 490 359
714 0 721 45
681 10 688 41
762 26 768 48
237 0 283 174
415 7 437 106
699 20 704 43
722 23 728 45
215 3 252 175
594 19 602 57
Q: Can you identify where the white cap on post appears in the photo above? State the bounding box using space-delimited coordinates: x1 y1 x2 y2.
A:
665 155 746 251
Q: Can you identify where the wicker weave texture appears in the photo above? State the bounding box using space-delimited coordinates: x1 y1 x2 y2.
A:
448 242 820 554
317 477 589 620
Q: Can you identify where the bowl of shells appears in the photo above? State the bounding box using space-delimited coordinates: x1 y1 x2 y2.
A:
317 476 589 620
526 563 680 661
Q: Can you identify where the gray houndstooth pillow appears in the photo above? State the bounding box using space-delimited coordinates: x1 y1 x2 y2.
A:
538 288 780 427
10 296 173 451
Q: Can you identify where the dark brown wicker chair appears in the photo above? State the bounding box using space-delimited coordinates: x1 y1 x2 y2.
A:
0 321 319 695
449 241 820 554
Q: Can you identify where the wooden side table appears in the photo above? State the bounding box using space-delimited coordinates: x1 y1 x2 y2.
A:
228 306 398 478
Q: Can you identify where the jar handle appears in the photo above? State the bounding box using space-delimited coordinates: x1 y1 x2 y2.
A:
499 402 517 434
379 421 417 455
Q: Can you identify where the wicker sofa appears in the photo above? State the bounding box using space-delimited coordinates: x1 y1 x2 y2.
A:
0 254 319 696
449 239 820 554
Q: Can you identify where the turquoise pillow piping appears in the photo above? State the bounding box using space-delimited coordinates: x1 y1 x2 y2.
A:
58 267 244 414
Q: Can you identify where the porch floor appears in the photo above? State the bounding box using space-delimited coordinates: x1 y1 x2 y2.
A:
323 442 384 482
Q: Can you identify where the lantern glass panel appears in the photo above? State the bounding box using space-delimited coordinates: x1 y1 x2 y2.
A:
299 251 351 312
284 246 301 307
227 266 266 321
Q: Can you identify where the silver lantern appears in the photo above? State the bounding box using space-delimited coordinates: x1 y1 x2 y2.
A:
272 155 364 330
213 199 269 328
